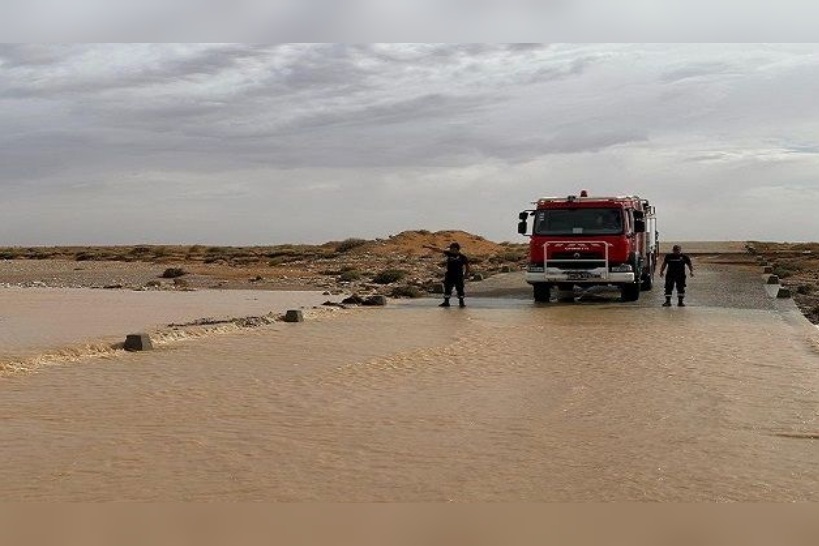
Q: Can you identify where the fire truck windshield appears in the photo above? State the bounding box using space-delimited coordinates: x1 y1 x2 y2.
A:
533 208 623 236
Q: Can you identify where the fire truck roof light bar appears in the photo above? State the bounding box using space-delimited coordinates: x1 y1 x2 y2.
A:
533 196 643 204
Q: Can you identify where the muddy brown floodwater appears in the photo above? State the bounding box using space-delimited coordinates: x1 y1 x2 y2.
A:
1 259 819 501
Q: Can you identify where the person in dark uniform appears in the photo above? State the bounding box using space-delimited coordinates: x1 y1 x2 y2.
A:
660 244 694 307
423 242 471 307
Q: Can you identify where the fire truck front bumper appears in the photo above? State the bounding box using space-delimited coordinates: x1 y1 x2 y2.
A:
525 266 636 285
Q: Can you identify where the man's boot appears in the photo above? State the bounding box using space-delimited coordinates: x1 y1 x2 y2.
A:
678 296 685 307
662 296 672 307
458 297 466 308
439 298 451 308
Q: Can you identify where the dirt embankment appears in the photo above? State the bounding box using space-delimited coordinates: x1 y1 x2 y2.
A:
748 241 819 324
0 230 528 298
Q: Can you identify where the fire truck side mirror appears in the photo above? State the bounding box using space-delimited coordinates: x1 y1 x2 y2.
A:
634 219 646 233
519 212 529 220
518 221 528 235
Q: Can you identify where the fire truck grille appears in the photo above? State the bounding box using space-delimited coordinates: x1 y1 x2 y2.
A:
551 261 607 270
551 251 604 260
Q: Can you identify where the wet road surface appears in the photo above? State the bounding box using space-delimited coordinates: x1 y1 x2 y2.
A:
1 258 818 501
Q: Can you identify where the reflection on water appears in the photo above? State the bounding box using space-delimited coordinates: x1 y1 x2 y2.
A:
2 291 819 501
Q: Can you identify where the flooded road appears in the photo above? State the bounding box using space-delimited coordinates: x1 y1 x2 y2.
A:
2 260 819 501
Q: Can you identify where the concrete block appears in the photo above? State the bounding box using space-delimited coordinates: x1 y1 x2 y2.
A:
764 274 780 285
776 287 792 299
124 333 153 352
763 266 773 274
284 310 304 323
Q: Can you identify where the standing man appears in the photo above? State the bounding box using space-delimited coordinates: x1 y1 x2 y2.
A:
660 244 694 307
423 242 470 308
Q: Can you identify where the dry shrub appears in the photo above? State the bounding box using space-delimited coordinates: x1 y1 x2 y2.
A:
161 267 186 279
373 269 407 284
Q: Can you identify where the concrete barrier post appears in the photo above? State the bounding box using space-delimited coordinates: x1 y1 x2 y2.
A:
124 333 153 351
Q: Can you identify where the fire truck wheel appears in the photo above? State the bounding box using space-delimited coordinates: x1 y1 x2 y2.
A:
533 283 551 303
640 273 653 291
621 282 641 302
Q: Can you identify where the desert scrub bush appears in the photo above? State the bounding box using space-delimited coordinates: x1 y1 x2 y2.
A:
773 267 793 279
161 267 186 279
390 285 424 298
489 250 525 264
130 246 152 256
796 284 814 295
339 270 362 282
231 257 261 266
372 269 407 284
29 251 54 260
336 238 368 253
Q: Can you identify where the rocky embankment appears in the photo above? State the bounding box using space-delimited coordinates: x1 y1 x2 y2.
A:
746 241 819 324
0 230 528 300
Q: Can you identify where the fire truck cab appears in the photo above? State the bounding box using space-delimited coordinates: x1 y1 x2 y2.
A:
518 190 658 303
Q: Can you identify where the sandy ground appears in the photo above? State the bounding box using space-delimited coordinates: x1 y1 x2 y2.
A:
2 239 816 326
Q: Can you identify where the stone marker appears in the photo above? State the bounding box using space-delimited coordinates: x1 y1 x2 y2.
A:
776 287 792 299
764 274 780 285
124 333 153 352
763 266 773 274
284 310 304 323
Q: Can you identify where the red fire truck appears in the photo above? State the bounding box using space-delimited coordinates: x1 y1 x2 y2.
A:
517 190 658 303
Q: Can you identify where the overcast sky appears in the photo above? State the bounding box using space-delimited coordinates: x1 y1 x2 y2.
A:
2 43 819 245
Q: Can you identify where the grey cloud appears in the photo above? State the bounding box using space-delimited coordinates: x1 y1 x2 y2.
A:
543 130 648 154
0 44 277 99
0 44 84 67
3 44 819 244
661 62 737 83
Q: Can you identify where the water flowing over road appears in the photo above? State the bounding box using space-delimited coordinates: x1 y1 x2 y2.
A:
2 257 818 501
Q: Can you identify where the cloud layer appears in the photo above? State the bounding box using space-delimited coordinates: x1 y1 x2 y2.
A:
2 43 819 244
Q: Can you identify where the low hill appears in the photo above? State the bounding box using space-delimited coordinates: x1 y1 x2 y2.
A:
332 230 520 258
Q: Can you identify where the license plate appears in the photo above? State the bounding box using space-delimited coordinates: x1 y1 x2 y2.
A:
566 272 593 280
